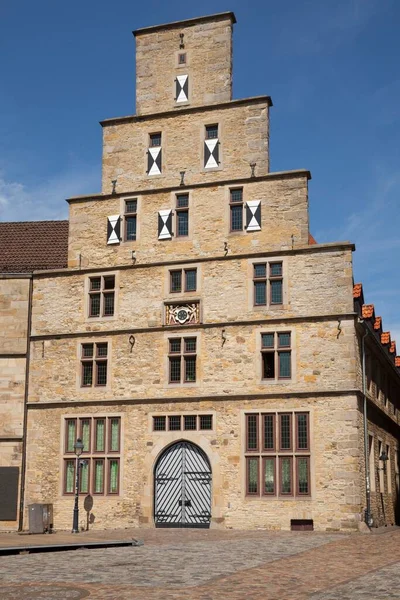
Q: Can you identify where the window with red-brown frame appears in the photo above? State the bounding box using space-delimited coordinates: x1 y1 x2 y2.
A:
88 275 115 318
245 412 311 497
261 332 291 381
81 343 108 387
168 337 197 384
63 416 121 496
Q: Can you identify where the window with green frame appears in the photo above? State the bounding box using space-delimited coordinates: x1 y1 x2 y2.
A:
63 416 121 495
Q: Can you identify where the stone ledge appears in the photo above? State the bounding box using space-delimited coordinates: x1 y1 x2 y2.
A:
27 388 361 409
133 12 237 37
100 95 273 127
29 312 357 341
66 169 310 204
33 241 354 278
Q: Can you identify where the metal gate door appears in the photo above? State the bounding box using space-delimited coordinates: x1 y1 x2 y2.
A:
154 441 211 528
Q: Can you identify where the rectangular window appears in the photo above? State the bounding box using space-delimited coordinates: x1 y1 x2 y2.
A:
176 194 189 237
152 414 212 432
230 188 243 232
184 415 197 430
150 132 161 147
199 414 213 430
178 52 186 65
262 414 275 451
81 343 108 387
124 199 137 242
280 457 293 495
369 435 376 492
387 444 392 494
253 262 283 307
153 416 166 431
93 459 104 494
245 412 310 498
169 268 197 293
296 457 310 495
205 124 218 139
261 332 292 381
246 457 259 495
108 459 120 494
79 460 90 494
88 275 115 318
262 457 276 495
279 414 292 451
169 415 181 431
65 419 77 453
296 413 309 450
94 418 105 452
63 417 121 495
109 418 121 452
80 418 91 453
64 459 75 494
168 337 197 384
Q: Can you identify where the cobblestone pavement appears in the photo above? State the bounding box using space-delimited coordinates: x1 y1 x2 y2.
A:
0 528 399 599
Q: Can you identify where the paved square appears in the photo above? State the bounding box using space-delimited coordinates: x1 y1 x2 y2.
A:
0 528 399 599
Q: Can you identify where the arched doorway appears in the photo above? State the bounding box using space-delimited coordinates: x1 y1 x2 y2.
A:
154 441 212 528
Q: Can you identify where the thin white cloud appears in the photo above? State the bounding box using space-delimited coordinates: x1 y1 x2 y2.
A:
0 166 100 222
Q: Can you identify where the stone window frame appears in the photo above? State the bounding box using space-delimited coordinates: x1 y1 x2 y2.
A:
163 261 202 299
368 433 376 493
242 409 313 501
248 257 288 312
150 413 215 433
164 331 201 388
119 196 141 244
144 130 164 179
175 192 190 238
75 338 112 392
60 414 123 497
378 438 385 492
255 326 296 385
201 119 223 173
386 443 392 495
84 271 118 323
176 50 189 68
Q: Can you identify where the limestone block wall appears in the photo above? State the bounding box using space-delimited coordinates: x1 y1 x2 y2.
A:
0 278 29 354
0 358 25 437
360 407 399 527
24 394 362 532
32 247 353 337
28 318 357 404
68 174 306 269
101 100 269 195
135 15 234 115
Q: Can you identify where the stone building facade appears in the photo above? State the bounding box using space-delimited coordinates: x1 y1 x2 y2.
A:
1 13 399 532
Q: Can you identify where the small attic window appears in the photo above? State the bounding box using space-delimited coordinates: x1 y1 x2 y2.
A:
178 53 186 65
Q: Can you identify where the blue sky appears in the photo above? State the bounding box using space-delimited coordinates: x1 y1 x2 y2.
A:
1 0 399 341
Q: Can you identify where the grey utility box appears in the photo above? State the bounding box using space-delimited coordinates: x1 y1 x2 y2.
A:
28 503 53 533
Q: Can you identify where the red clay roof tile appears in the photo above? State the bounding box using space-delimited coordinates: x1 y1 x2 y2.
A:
381 332 391 345
353 283 363 299
308 233 317 245
395 357 400 368
374 316 382 331
362 304 375 319
390 341 396 354
0 221 68 273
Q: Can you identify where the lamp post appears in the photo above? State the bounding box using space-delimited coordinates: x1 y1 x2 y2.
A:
72 437 84 533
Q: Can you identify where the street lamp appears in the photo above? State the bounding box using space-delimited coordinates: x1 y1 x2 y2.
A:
379 450 389 475
72 437 84 533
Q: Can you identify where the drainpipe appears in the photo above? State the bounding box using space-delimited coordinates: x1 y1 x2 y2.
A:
18 276 33 531
360 323 372 527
